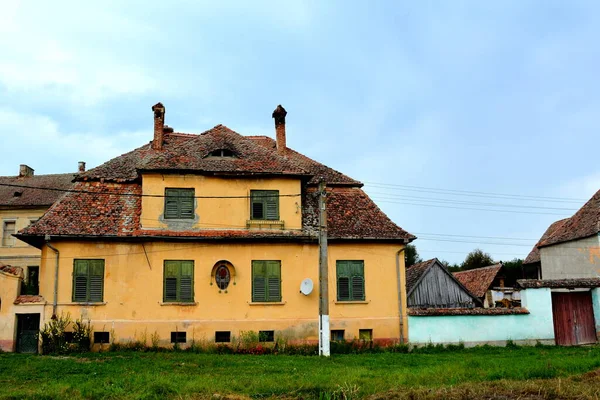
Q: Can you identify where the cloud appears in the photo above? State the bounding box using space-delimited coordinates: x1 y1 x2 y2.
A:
0 108 149 175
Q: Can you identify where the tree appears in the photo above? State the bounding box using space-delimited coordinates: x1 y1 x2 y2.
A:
461 249 495 271
440 259 461 272
405 244 422 266
501 258 524 287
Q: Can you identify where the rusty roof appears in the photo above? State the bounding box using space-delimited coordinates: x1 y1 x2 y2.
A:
453 264 503 298
523 218 569 265
517 278 600 289
537 189 600 248
18 126 414 245
0 173 75 208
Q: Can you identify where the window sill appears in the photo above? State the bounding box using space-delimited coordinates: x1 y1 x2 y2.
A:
246 220 285 229
248 301 286 306
65 302 107 306
335 300 369 304
160 302 198 306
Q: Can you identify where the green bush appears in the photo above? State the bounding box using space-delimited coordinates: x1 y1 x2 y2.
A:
40 313 71 355
71 317 92 352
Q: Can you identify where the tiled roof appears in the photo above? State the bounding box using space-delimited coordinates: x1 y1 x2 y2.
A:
0 264 22 277
0 173 75 208
20 181 141 237
517 278 600 289
79 126 309 182
406 259 437 293
409 307 529 316
538 189 600 248
18 127 413 244
523 218 569 265
453 264 502 298
14 295 45 305
303 187 414 241
248 136 360 186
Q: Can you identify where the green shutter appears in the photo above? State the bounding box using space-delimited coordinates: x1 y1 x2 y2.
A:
164 260 194 302
164 189 195 219
265 192 279 220
73 259 104 302
89 260 104 302
337 261 364 301
266 261 281 301
252 261 267 302
250 190 279 220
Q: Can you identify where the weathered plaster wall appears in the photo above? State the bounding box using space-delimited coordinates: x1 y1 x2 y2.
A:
540 235 600 279
592 288 600 336
21 241 406 348
140 174 303 230
0 208 46 267
0 270 21 351
408 288 555 346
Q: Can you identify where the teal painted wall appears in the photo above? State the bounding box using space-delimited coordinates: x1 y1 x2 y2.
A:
408 288 555 345
591 288 600 333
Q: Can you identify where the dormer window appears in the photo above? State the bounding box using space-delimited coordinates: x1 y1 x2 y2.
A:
208 149 235 157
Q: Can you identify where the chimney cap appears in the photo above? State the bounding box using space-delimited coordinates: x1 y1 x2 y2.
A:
78 161 86 172
272 104 287 126
152 102 165 111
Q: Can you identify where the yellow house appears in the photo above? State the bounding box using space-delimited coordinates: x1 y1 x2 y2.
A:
10 103 414 352
0 165 76 351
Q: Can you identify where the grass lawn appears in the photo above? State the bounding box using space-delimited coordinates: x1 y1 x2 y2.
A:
2 346 600 399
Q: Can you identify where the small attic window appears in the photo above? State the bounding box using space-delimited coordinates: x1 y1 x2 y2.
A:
13 191 22 197
208 149 235 158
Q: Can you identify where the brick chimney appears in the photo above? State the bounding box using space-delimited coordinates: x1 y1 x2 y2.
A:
152 102 166 150
19 164 34 177
78 161 86 172
272 105 287 156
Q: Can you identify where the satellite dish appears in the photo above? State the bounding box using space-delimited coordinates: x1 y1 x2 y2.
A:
300 278 314 295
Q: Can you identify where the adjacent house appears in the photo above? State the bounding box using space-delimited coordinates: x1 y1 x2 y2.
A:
406 259 480 308
523 189 600 280
3 103 415 352
453 264 514 308
521 189 600 345
0 165 77 287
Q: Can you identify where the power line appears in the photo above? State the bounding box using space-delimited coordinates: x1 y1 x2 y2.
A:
372 198 570 216
0 183 301 199
364 182 587 203
412 232 537 241
416 237 533 247
369 192 578 211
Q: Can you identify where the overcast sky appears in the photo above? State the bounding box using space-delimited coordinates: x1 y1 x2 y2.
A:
1 1 599 263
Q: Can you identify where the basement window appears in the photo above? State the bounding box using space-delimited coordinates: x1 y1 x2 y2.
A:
359 329 373 341
258 330 275 342
208 149 235 157
215 331 231 343
331 330 345 342
94 331 110 344
171 331 187 344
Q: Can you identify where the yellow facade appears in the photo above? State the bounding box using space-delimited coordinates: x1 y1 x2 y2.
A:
0 208 46 267
37 240 407 347
140 174 303 230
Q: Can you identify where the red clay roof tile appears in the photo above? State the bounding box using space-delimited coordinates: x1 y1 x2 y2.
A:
453 264 502 298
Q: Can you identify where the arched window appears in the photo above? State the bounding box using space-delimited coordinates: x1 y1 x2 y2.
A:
211 261 235 292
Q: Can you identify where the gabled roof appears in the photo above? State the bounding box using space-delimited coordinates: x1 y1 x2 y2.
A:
18 123 414 245
0 173 75 208
453 263 503 298
406 258 480 306
523 218 569 265
537 189 600 248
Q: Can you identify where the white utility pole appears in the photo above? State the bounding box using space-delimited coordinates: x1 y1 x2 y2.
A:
318 180 330 356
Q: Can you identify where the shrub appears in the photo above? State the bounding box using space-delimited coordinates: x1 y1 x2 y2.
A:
71 317 92 352
40 312 71 355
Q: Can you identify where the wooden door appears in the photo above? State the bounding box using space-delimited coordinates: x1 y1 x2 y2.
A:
552 292 597 346
16 314 40 353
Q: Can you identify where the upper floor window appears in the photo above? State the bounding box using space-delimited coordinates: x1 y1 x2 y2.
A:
164 260 194 302
336 260 365 301
250 190 279 220
73 259 105 303
208 149 235 157
164 188 195 219
2 221 16 247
